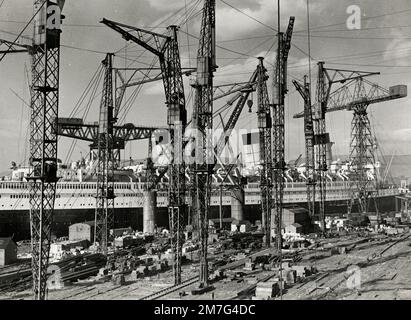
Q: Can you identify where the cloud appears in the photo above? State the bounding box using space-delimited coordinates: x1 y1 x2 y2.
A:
216 0 321 41
143 81 164 96
383 128 411 143
148 0 187 11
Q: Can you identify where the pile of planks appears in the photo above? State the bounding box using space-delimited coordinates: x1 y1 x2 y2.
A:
47 253 107 289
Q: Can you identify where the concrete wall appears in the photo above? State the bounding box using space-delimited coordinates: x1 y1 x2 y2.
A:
282 208 311 233
143 191 157 233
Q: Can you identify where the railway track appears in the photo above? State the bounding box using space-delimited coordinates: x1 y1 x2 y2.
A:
313 233 411 299
140 276 199 300
139 247 276 301
55 283 97 300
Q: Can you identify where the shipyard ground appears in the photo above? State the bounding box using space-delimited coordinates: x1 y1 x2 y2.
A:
1 231 410 301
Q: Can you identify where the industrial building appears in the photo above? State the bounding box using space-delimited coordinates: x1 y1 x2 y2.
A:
0 238 17 266
69 222 95 243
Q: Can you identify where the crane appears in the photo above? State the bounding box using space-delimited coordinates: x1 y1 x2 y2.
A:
256 57 273 247
152 73 259 199
0 0 65 299
294 63 407 222
94 53 115 254
272 16 295 250
293 75 316 224
28 0 65 300
57 55 165 253
101 19 187 285
190 0 216 291
29 0 64 300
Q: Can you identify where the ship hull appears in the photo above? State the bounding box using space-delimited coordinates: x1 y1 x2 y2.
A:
0 194 398 241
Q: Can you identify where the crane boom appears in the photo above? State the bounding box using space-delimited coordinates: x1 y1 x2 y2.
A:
293 80 407 118
215 69 258 157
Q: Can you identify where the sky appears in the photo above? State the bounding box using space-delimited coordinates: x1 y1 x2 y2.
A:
0 0 410 172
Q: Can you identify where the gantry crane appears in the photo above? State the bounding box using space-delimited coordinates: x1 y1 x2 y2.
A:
293 76 316 224
323 78 406 215
256 57 273 247
272 16 295 250
295 63 380 231
294 62 407 223
190 0 216 290
101 19 187 285
57 54 163 253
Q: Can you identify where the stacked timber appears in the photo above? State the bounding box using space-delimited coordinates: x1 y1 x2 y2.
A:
255 281 280 300
47 253 107 289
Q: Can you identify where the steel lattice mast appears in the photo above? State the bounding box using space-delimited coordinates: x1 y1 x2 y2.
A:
191 0 216 288
315 61 328 232
347 79 384 215
272 17 294 250
165 26 187 285
256 57 273 247
293 76 316 222
94 53 116 254
101 19 187 284
28 0 64 300
350 99 375 214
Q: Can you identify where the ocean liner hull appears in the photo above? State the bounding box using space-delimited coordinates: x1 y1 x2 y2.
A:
0 193 398 241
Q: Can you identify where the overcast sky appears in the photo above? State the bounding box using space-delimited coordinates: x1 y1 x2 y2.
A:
0 0 410 171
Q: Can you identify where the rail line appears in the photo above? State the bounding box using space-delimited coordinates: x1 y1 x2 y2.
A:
140 276 199 300
139 247 276 300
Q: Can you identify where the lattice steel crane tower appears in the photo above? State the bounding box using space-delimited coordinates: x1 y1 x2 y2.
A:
94 53 116 254
256 57 273 247
28 0 65 300
102 19 187 285
293 76 316 222
190 0 216 289
272 17 294 250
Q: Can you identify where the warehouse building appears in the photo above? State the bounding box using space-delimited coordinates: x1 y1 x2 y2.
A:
69 221 95 242
0 237 17 266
